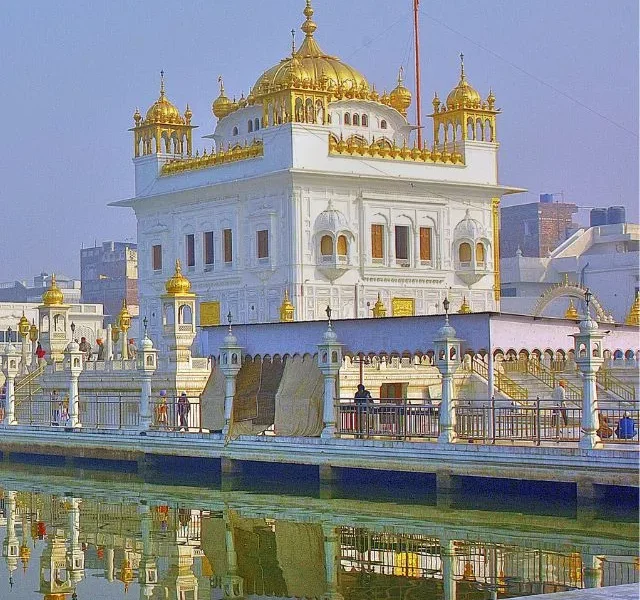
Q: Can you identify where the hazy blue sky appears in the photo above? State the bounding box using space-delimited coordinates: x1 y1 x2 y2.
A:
0 0 637 281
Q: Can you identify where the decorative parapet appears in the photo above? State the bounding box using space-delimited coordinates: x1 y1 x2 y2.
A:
161 139 264 176
328 135 464 165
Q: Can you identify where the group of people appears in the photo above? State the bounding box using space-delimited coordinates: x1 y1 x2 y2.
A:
33 336 138 364
50 389 70 426
154 390 191 431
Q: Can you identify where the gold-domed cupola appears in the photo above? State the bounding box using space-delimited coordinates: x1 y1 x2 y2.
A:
389 66 412 117
131 71 195 158
432 53 499 147
165 259 194 296
212 76 234 120
41 274 64 306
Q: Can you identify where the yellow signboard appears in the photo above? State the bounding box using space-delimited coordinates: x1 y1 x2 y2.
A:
200 301 221 326
392 297 415 317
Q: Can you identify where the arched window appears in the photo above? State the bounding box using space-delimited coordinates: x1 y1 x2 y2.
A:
337 235 348 256
179 304 193 324
467 118 474 140
254 118 260 131
248 120 253 133
485 119 493 142
476 119 483 141
352 113 360 126
344 113 351 125
459 242 472 263
380 119 387 129
476 242 486 265
362 114 368 127
232 126 239 136
320 235 333 256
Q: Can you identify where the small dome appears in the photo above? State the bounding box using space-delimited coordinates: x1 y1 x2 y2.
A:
437 321 457 340
67 340 80 352
165 259 192 295
565 299 579 320
579 316 599 334
314 200 350 233
212 78 234 119
454 209 486 240
322 324 338 343
42 274 64 306
223 330 239 346
145 75 184 125
140 335 154 351
446 54 482 109
389 67 412 117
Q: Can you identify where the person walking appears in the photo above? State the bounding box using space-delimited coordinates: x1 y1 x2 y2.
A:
35 342 46 366
551 380 567 438
354 384 372 438
177 392 191 431
156 390 168 428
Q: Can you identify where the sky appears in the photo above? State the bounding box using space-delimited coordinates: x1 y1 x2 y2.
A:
0 0 637 282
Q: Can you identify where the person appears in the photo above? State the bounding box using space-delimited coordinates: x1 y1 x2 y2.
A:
156 390 168 428
354 384 372 438
128 338 137 360
79 337 92 361
61 395 70 425
177 392 190 431
596 413 613 439
35 342 46 366
96 338 105 361
616 413 637 440
0 385 5 422
551 381 568 433
51 389 60 425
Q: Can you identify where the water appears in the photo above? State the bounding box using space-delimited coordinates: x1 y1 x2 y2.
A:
0 463 637 600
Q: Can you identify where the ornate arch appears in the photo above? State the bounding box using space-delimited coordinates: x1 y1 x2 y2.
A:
533 280 609 321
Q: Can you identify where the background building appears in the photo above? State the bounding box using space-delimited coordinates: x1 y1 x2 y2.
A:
80 241 138 324
500 194 578 258
0 273 81 304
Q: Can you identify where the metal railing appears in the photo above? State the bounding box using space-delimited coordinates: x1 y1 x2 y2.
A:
596 370 636 402
14 364 46 405
527 360 582 401
472 358 529 401
336 398 639 445
79 393 141 429
336 399 439 439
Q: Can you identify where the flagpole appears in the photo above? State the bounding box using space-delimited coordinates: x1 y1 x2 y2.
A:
413 0 423 149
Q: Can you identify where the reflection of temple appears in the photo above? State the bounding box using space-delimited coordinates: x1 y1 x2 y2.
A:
0 482 637 599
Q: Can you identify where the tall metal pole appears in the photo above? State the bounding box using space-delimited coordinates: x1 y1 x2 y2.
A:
413 0 423 149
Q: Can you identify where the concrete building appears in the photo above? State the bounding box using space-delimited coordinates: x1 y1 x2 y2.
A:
500 222 640 323
113 1 522 346
80 241 139 323
0 273 81 305
500 195 578 258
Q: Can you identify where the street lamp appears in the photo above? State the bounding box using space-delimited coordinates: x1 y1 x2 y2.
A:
443 297 450 316
70 322 76 340
7 326 12 344
143 316 148 337
584 288 592 317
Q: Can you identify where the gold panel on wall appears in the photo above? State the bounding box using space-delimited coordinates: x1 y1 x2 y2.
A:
392 297 415 317
200 301 221 326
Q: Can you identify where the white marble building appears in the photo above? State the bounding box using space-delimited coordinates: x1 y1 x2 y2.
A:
113 1 522 345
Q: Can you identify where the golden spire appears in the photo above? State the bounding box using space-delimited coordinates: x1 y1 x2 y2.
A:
301 0 317 38
372 293 387 318
625 291 640 326
565 299 579 320
458 296 472 314
279 289 295 322
159 69 165 97
42 274 64 306
459 52 465 80
445 52 481 108
165 259 193 296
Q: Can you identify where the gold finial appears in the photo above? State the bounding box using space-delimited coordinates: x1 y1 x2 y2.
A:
160 69 165 97
397 65 404 85
218 75 224 94
565 299 579 320
459 53 465 80
42 273 64 306
279 288 295 322
301 0 317 37
625 291 640 326
372 293 386 318
291 28 296 56
458 296 472 314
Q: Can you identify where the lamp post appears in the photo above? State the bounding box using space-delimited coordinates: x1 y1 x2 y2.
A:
317 306 342 439
571 288 605 450
118 300 132 360
29 321 38 369
219 313 243 437
18 313 30 375
435 297 461 443
65 340 83 428
137 324 157 431
3 342 20 425
70 321 76 341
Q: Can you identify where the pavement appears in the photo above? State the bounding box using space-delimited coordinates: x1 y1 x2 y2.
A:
510 584 639 600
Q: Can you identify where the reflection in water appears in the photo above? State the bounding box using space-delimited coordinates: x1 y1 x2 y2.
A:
0 473 637 600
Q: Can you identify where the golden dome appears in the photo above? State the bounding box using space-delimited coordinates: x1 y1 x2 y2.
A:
165 259 193 295
389 67 412 117
446 53 482 109
144 72 185 125
625 291 640 326
458 296 472 314
212 77 234 119
565 299 579 320
372 292 386 318
42 274 64 306
252 1 370 98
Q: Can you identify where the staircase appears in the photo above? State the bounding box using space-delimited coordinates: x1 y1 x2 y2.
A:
552 361 636 403
470 358 529 400
501 359 582 401
14 364 46 405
